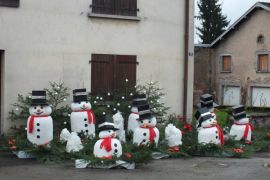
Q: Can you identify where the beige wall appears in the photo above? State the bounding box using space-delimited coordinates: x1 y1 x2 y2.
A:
0 0 194 132
213 9 270 105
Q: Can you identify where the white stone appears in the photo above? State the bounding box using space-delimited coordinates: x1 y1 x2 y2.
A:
165 124 182 147
112 111 126 142
127 107 139 132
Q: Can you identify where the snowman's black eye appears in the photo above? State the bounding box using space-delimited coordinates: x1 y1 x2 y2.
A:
108 130 111 133
34 107 37 109
148 120 151 123
141 121 143 124
41 107 43 109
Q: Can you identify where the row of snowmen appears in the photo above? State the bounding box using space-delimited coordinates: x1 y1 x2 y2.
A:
26 89 253 159
195 94 253 145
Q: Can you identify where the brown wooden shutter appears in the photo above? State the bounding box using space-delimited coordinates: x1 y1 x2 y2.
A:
117 0 137 16
92 0 114 15
91 54 114 94
0 0 19 7
114 55 137 91
222 56 231 71
258 54 268 71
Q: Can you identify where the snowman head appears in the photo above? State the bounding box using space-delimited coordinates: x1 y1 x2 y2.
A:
232 105 248 124
71 101 92 111
138 116 157 128
201 116 216 128
235 117 249 124
99 129 116 139
29 105 52 116
138 104 156 128
98 115 118 138
195 107 216 128
131 107 138 113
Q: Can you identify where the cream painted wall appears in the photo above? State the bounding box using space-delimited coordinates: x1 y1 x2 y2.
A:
0 0 194 132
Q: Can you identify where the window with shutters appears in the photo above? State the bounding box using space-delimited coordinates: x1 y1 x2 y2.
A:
90 54 137 95
257 53 269 72
221 55 232 72
0 0 20 7
91 0 138 16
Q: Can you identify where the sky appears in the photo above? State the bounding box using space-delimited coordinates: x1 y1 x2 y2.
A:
194 0 270 43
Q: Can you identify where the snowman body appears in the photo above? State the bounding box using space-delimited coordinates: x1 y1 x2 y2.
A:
133 117 159 145
198 118 221 145
128 107 139 132
27 105 53 146
229 118 252 141
93 130 122 158
70 101 95 137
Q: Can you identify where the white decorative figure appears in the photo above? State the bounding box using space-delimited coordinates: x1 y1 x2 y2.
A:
70 89 96 137
229 105 253 144
133 104 159 146
128 94 147 132
112 111 126 142
60 128 83 153
94 115 122 159
165 124 182 151
27 90 53 146
195 107 224 145
196 94 219 129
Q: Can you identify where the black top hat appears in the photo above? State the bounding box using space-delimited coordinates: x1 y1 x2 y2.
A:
197 93 219 109
232 105 246 120
195 107 214 128
73 89 88 103
138 104 152 120
132 93 147 107
31 90 49 106
97 115 119 132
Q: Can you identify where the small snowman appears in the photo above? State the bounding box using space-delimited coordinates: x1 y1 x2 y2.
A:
70 89 96 137
27 90 53 146
229 105 253 144
128 94 147 132
196 94 219 129
195 107 224 145
60 128 83 153
165 124 182 152
112 111 126 142
93 115 122 159
133 104 159 146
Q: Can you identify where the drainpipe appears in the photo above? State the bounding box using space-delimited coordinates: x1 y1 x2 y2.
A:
183 0 190 122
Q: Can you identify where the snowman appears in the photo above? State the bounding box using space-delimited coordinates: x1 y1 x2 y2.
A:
133 104 159 146
112 111 126 142
196 94 219 129
165 124 182 152
195 107 224 145
70 89 96 137
128 94 147 132
93 115 122 159
229 105 253 144
27 90 53 146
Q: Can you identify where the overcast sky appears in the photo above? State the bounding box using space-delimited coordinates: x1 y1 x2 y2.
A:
194 0 270 43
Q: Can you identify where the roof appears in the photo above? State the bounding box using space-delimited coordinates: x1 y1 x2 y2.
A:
195 2 270 48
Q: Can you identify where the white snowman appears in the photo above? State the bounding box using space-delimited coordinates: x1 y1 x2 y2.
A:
112 111 126 142
229 105 253 144
94 115 122 159
70 89 96 137
133 104 159 146
195 107 224 145
27 90 53 146
196 93 219 129
128 94 147 132
165 124 182 152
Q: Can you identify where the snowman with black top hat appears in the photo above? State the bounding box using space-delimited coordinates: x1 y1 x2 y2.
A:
27 90 53 146
70 89 96 137
133 104 159 146
195 107 224 145
197 94 219 128
93 115 122 159
229 105 253 144
128 93 147 132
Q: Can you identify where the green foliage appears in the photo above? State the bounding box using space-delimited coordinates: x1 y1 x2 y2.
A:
197 0 230 44
215 110 230 128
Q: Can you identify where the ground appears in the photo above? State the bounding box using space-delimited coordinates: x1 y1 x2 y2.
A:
1 153 270 180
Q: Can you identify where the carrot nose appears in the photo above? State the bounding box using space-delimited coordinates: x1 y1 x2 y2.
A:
83 104 86 108
143 124 148 128
37 109 41 112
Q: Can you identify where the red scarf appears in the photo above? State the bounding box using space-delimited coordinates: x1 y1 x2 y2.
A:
28 115 48 134
100 137 112 152
74 110 96 124
131 112 139 115
206 124 224 145
234 122 254 140
141 127 156 142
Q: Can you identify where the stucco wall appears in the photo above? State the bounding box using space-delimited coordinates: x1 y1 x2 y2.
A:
0 0 193 132
213 9 270 105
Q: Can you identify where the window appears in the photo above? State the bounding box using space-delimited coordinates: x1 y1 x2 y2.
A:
0 0 19 7
221 55 232 72
257 34 264 44
91 0 138 16
257 54 269 72
91 54 137 94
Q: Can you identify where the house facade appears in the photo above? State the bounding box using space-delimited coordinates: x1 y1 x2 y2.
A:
194 2 270 107
0 0 194 133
